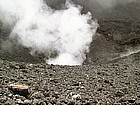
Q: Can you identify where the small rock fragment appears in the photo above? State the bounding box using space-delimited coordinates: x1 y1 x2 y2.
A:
135 100 140 105
128 98 135 104
8 84 30 98
136 93 140 98
72 94 81 100
16 99 24 104
114 90 124 97
30 92 44 99
23 99 32 105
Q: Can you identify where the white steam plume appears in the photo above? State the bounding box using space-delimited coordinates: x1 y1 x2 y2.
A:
0 0 98 65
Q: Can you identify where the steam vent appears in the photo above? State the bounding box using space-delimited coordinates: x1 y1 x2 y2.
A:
0 0 140 105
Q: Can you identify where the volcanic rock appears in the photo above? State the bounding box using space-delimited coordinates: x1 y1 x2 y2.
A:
8 84 30 98
0 19 140 105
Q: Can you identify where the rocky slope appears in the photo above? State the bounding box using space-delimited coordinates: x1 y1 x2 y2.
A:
0 51 140 105
0 20 140 105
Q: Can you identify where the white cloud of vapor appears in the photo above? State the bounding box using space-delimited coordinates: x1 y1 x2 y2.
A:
0 0 98 65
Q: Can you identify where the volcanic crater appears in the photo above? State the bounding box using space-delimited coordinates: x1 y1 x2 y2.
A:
0 1 140 105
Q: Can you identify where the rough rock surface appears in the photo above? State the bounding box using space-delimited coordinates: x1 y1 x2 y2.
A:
0 52 140 105
0 20 140 105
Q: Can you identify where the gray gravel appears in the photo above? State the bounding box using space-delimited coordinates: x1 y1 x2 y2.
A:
0 51 140 105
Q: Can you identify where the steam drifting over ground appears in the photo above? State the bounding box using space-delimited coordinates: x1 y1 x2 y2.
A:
0 0 98 65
